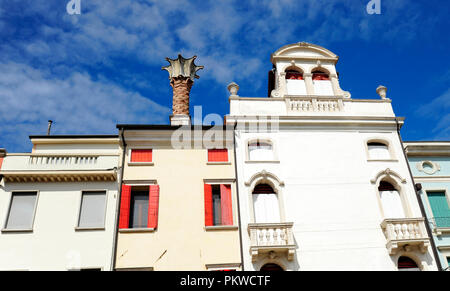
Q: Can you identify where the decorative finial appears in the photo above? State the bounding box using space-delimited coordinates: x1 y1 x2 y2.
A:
227 82 240 97
162 54 204 81
376 85 387 99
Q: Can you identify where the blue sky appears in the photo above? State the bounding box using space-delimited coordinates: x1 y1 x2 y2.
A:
0 0 449 152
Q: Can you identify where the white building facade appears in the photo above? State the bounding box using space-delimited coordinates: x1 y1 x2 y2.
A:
0 135 120 271
226 43 438 271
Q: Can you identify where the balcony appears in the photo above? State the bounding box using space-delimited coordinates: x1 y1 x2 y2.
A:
248 222 296 262
381 218 430 255
0 154 119 183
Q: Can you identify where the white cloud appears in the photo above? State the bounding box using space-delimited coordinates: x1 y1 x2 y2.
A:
0 62 170 151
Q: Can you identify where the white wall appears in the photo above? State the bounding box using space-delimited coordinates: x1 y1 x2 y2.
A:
234 128 438 271
0 181 118 271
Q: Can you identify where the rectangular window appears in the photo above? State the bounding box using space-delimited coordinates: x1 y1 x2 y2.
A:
208 149 228 163
78 191 106 228
427 192 450 228
5 192 37 230
119 185 159 230
204 184 233 226
131 149 152 163
248 142 273 161
368 143 390 160
130 190 149 229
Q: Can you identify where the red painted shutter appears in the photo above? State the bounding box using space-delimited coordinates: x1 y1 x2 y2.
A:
220 184 233 226
119 185 132 229
204 184 213 226
0 157 3 170
131 149 152 162
208 149 228 162
148 185 160 229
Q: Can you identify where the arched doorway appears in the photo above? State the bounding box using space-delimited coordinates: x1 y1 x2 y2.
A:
260 263 284 271
378 181 406 218
253 183 280 223
398 256 421 271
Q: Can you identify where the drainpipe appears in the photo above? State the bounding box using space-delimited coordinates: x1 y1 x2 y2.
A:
111 128 127 271
233 121 245 271
395 118 442 271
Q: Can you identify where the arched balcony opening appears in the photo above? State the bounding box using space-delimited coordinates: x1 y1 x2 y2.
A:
285 67 306 95
252 183 280 224
378 181 406 219
312 68 333 96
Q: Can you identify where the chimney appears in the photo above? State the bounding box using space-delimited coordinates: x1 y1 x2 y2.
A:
47 120 53 135
162 54 204 126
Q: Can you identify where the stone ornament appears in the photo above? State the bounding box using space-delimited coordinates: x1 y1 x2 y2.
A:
416 161 441 175
377 85 387 99
162 54 204 81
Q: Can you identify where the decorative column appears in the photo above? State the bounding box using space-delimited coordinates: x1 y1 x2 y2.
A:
303 73 314 95
330 73 342 97
162 54 204 125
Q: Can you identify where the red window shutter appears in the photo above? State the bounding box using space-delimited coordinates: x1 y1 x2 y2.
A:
220 184 233 226
204 184 213 226
131 149 152 162
148 185 160 229
0 157 3 170
119 185 132 229
208 149 228 162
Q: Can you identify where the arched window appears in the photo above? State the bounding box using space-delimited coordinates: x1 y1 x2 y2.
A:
285 68 306 95
312 69 333 95
285 69 303 80
379 181 406 219
398 256 420 271
248 141 274 161
368 142 390 160
260 263 284 271
312 70 330 81
253 183 280 223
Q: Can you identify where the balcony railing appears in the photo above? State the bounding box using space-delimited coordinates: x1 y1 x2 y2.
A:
0 154 119 183
381 218 430 255
429 217 450 236
287 97 344 113
248 222 296 262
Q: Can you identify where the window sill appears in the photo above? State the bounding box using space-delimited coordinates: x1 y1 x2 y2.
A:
1 229 33 233
434 228 450 236
245 160 280 164
75 227 105 232
207 162 232 165
205 226 238 231
128 162 154 167
119 228 155 233
367 159 398 162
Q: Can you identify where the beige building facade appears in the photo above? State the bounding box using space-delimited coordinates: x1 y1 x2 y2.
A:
114 125 242 270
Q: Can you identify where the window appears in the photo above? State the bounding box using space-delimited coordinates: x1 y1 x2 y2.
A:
78 191 106 228
398 256 420 271
260 263 284 271
248 141 273 161
427 192 450 228
379 181 405 219
5 192 37 230
312 70 330 81
285 70 303 80
208 149 228 163
286 69 306 95
119 185 160 230
204 184 233 226
253 184 280 223
130 149 152 163
368 142 391 160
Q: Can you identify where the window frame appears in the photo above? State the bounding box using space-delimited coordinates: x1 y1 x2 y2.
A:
245 138 279 163
75 190 108 231
118 181 158 233
365 138 398 162
424 189 450 235
2 190 39 233
207 148 231 165
206 263 241 271
204 179 238 231
127 147 154 166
